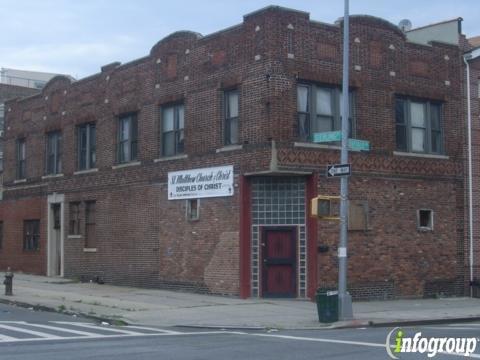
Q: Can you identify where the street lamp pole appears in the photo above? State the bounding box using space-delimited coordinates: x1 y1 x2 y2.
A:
338 0 353 320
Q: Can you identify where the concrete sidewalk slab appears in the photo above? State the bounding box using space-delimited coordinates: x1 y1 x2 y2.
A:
1 273 479 329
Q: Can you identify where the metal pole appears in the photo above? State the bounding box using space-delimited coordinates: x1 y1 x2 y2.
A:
463 55 474 297
338 0 353 320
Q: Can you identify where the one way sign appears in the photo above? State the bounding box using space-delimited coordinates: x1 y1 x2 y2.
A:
326 163 351 178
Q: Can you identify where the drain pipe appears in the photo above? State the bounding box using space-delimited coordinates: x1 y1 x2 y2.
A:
463 48 480 296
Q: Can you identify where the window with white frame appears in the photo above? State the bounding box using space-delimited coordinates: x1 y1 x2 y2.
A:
117 114 138 163
224 90 239 145
297 84 355 141
186 199 199 221
161 104 184 156
16 138 26 179
395 98 443 154
77 123 96 170
46 131 62 175
417 209 433 231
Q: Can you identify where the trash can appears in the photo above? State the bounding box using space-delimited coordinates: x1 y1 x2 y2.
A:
316 288 339 323
471 280 480 298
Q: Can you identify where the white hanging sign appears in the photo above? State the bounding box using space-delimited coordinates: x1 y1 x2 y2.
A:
168 165 234 200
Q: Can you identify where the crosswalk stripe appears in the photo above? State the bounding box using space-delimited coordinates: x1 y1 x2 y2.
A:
23 323 102 337
124 325 180 335
0 324 61 339
51 322 145 335
0 333 18 341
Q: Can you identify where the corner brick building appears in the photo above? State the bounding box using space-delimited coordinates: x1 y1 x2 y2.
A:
0 7 470 300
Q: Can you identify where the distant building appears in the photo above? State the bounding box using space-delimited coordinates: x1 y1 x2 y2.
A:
468 36 480 48
0 68 74 90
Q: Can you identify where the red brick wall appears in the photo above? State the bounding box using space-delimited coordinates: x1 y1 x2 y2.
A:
0 197 46 274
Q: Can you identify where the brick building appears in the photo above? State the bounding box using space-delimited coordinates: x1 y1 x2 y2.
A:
0 6 471 300
464 39 480 286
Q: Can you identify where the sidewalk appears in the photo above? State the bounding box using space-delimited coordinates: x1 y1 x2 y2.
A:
1 273 479 329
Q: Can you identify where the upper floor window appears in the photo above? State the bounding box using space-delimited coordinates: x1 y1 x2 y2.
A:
78 123 96 170
395 98 443 154
117 114 138 163
46 131 62 175
161 104 184 156
16 138 26 179
297 84 354 141
224 90 239 145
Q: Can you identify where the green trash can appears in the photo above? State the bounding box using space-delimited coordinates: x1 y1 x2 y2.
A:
316 288 339 323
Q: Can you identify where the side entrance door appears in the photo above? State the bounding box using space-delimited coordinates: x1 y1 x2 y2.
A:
261 227 296 298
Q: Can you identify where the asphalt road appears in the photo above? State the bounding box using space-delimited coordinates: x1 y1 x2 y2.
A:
1 303 479 360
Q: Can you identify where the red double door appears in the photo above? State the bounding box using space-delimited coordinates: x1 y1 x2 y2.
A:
261 228 296 298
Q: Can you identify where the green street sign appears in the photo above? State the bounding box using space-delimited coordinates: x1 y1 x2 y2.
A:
313 131 342 143
348 138 370 151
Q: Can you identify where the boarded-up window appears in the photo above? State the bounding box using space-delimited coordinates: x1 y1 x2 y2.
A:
316 43 337 61
369 41 383 69
348 200 368 231
166 54 177 79
409 61 430 77
50 91 62 113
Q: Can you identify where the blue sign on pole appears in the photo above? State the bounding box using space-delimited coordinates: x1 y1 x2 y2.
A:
313 131 342 143
348 139 370 151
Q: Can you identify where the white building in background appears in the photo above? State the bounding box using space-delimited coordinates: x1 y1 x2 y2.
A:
0 68 74 89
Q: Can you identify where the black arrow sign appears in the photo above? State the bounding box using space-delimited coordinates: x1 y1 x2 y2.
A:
326 163 351 178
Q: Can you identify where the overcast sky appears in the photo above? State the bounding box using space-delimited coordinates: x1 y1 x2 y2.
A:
1 0 479 80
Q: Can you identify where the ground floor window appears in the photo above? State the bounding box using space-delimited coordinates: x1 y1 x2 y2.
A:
24 220 40 251
85 201 96 248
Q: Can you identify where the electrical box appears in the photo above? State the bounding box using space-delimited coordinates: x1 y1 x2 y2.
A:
311 195 340 220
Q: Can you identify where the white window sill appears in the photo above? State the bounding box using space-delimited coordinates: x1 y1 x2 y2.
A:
417 227 433 232
294 142 367 153
216 145 243 153
67 235 82 239
74 168 98 175
393 151 449 160
13 179 27 184
83 248 97 253
294 142 341 150
42 173 64 180
112 161 141 169
154 154 188 162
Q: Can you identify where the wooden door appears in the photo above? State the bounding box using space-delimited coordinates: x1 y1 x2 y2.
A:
262 228 296 297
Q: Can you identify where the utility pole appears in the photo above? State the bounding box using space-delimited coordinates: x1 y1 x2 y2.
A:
338 0 353 320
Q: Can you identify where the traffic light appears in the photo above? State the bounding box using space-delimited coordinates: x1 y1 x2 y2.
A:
311 195 340 220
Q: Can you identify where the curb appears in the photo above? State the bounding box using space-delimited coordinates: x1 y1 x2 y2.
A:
0 298 129 326
174 324 267 331
368 317 480 328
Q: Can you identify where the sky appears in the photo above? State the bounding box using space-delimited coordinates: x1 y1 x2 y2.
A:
1 0 479 80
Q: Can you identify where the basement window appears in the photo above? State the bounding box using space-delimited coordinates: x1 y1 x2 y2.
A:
186 199 200 221
417 209 433 231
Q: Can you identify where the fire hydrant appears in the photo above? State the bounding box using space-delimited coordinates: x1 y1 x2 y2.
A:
4 267 13 296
